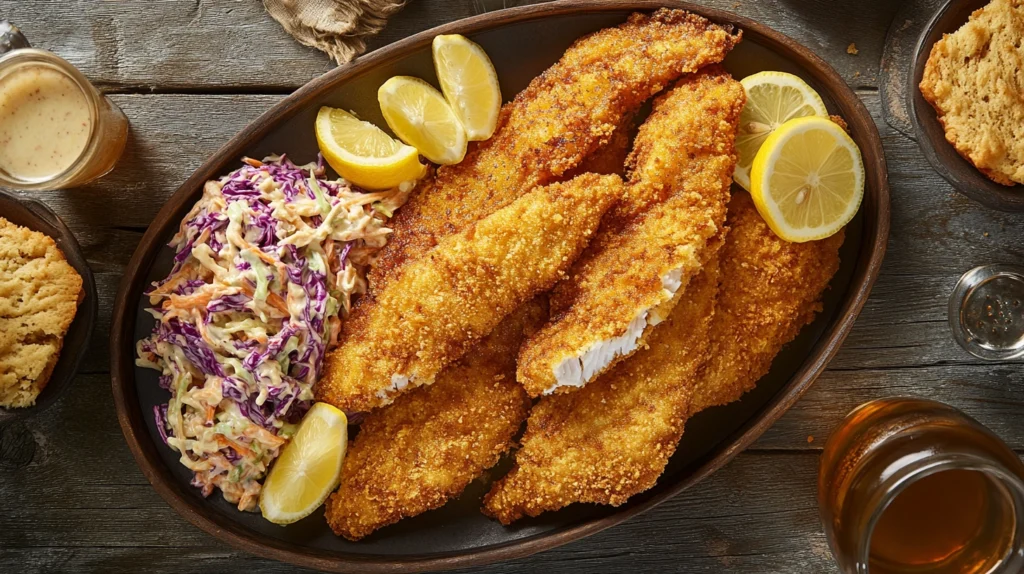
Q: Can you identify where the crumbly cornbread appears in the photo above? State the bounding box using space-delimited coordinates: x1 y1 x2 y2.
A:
919 0 1024 186
0 217 82 408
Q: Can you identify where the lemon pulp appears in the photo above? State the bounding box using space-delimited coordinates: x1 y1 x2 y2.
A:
315 106 425 190
734 71 828 191
259 402 348 525
749 116 864 243
432 34 501 141
378 76 467 165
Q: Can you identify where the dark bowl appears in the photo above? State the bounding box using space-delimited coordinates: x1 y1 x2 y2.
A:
909 0 1024 211
109 1 890 571
0 190 97 423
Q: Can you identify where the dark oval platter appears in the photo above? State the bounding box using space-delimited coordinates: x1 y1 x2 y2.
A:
909 0 1024 211
110 1 890 572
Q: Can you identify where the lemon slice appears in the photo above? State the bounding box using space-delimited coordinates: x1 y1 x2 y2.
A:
735 71 828 191
315 106 426 190
378 76 468 165
259 402 348 525
432 34 501 141
750 116 864 242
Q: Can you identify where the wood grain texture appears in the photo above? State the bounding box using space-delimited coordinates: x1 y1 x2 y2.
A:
0 0 894 90
2 0 1023 572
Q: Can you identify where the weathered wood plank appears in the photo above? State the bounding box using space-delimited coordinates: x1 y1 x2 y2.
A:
755 364 1024 450
0 0 333 91
1 0 892 91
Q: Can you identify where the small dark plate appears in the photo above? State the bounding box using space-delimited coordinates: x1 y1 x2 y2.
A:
110 1 889 572
909 0 1024 211
0 190 97 422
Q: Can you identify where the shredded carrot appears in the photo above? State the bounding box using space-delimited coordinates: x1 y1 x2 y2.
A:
327 315 341 348
205 405 216 425
216 435 256 459
164 290 215 312
242 157 263 168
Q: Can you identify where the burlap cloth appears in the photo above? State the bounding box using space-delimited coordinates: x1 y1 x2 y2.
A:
263 0 409 64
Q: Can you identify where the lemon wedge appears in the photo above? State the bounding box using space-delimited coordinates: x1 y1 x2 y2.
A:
378 76 468 165
734 71 828 191
315 106 425 190
432 34 501 141
750 116 864 242
259 402 348 525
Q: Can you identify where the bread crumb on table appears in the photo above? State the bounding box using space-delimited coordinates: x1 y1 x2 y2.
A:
846 43 859 55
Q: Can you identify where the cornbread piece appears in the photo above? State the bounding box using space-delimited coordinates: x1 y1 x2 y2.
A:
0 217 82 408
326 299 545 540
317 173 623 413
919 0 1024 186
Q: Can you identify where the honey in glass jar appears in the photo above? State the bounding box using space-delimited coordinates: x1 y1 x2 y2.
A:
819 397 1024 573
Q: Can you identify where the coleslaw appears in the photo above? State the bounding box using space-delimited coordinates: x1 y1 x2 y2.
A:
136 154 410 511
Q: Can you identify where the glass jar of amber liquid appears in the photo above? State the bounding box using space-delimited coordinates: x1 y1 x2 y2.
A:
819 398 1024 574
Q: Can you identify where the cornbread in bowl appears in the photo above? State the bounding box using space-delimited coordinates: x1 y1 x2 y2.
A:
0 191 96 422
910 0 1024 210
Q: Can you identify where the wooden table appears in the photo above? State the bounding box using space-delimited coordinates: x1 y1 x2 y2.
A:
1 0 1021 572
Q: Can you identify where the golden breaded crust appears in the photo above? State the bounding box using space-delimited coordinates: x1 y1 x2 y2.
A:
919 0 1024 185
565 113 635 178
517 69 744 397
483 251 721 523
0 217 82 408
688 192 843 414
369 9 741 292
325 299 546 540
316 173 623 413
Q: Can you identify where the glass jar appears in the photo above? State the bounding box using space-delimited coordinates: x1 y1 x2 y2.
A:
949 264 1024 361
819 397 1024 574
0 47 128 189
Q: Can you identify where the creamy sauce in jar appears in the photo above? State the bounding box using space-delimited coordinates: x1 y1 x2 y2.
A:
0 65 92 181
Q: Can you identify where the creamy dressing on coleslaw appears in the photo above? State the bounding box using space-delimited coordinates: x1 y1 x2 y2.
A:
136 155 409 511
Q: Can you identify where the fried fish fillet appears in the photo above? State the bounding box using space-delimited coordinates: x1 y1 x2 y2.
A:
325 300 546 541
517 68 744 397
483 248 722 524
369 9 740 293
688 192 844 414
484 193 844 523
316 173 622 413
